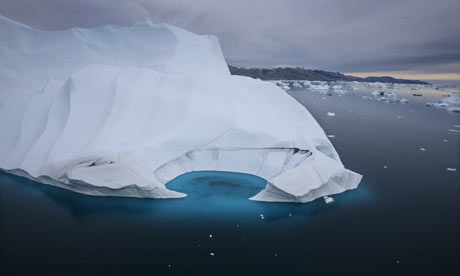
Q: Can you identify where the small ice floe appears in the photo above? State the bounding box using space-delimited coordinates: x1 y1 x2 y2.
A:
384 165 388 169
419 148 426 151
274 253 278 257
322 97 328 100
448 129 460 133
281 85 290 91
209 234 213 238
446 107 460 113
441 96 460 105
323 196 334 204
386 92 397 99
288 213 292 217
260 214 265 220
443 139 449 142
293 82 302 88
446 168 457 172
327 112 335 117
377 97 388 102
426 103 448 108
236 224 239 227
210 253 215 256
327 134 335 138
400 98 409 104
454 125 460 128
396 116 404 119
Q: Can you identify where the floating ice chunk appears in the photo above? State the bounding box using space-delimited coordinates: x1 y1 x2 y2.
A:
446 107 460 113
419 148 426 151
441 96 460 105
209 234 213 238
426 103 448 108
454 125 460 128
446 168 456 172
400 98 409 104
443 139 448 142
386 92 397 98
384 166 388 169
0 17 362 204
292 82 302 88
327 112 335 117
448 129 460 133
327 135 335 138
210 253 215 256
323 196 334 204
397 116 404 119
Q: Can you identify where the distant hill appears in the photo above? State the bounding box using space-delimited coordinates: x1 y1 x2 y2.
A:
228 65 429 85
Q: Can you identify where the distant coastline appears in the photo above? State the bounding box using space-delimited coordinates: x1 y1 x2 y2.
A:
228 65 430 85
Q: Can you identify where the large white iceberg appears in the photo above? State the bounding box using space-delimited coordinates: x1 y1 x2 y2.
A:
0 16 361 203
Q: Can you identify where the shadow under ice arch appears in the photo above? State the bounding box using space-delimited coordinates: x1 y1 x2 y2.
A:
155 147 361 203
155 147 313 201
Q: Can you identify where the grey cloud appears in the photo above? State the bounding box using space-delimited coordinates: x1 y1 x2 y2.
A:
0 0 459 74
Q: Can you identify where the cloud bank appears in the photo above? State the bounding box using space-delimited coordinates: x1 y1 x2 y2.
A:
1 0 459 74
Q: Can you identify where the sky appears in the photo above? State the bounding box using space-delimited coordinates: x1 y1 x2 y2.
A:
1 0 459 79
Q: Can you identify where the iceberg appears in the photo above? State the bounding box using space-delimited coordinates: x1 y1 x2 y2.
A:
0 16 361 203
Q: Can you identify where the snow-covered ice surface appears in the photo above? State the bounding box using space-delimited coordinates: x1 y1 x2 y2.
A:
0 16 361 203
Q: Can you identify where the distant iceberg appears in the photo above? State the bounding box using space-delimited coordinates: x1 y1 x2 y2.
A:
0 16 361 203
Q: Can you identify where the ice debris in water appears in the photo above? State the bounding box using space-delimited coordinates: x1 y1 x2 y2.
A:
323 196 334 204
446 168 456 172
419 148 426 151
426 103 448 108
446 107 460 113
327 135 335 138
448 129 460 133
327 112 335 117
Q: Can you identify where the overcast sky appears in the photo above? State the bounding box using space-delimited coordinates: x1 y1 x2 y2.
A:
1 0 459 75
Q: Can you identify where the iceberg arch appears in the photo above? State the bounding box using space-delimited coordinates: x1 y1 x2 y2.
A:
0 15 361 203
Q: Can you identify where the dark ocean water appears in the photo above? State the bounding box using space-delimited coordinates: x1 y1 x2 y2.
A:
1 85 459 275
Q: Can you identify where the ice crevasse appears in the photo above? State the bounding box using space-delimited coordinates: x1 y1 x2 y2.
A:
0 16 362 203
